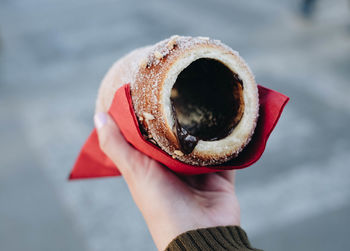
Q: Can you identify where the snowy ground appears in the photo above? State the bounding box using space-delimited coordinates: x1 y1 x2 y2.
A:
1 0 349 250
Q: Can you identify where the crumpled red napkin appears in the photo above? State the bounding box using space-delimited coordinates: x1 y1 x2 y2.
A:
69 84 289 180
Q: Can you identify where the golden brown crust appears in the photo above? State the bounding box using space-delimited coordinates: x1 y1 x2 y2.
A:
96 36 259 166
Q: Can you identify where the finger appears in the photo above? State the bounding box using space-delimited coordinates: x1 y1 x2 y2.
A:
94 112 144 178
94 112 191 214
217 170 235 183
180 174 208 190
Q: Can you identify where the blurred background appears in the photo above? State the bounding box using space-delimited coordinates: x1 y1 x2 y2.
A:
1 0 349 250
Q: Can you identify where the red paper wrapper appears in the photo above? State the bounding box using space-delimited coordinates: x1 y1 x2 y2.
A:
69 84 289 179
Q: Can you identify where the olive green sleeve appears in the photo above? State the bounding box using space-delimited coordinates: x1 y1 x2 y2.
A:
165 226 262 251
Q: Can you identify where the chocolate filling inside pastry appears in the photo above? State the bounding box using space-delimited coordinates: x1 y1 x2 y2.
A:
171 58 245 154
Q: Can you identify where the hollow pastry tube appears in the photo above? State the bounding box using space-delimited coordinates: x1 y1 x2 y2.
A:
96 36 259 166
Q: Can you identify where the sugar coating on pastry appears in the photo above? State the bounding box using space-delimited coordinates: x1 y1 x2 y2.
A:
96 35 259 166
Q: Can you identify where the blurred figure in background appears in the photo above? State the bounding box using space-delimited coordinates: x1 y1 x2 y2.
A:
301 0 318 18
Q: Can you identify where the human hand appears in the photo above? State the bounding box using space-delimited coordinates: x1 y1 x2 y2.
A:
94 112 241 250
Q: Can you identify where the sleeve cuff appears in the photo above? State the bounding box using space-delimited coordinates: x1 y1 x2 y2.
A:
165 226 262 251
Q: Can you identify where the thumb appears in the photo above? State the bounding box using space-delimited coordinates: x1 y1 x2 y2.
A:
94 112 145 181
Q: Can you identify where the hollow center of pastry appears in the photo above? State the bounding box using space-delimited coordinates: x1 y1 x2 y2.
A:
171 58 245 154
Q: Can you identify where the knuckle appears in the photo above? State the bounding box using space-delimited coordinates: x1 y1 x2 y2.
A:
122 152 147 180
98 134 113 154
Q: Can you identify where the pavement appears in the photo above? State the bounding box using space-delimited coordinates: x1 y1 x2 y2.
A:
0 0 349 250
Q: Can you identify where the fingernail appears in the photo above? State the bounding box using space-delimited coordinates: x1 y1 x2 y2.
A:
94 112 107 129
